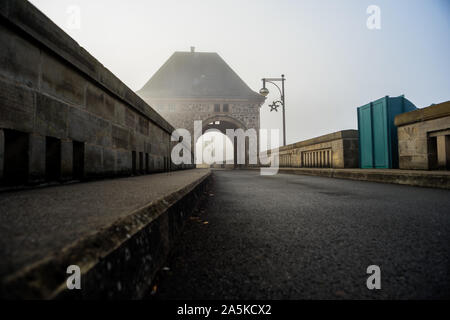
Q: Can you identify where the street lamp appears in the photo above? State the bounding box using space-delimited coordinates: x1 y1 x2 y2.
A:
259 74 286 146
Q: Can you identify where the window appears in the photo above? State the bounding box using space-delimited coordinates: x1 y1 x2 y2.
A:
214 104 220 112
223 104 229 112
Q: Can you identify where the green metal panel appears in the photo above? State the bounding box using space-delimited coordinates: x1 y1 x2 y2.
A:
358 104 373 168
357 95 417 169
372 99 389 168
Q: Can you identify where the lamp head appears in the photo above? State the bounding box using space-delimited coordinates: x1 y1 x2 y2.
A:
259 87 269 96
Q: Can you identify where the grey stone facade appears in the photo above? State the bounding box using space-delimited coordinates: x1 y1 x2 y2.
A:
139 98 261 147
137 51 265 164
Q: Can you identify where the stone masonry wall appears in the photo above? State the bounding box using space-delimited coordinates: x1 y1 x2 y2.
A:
263 130 359 169
140 99 261 161
0 0 193 186
142 100 260 134
395 101 450 170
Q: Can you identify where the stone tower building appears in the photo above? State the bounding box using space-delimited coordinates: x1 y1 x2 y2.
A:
137 49 265 165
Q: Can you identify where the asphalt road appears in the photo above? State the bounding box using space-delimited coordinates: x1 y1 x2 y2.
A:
150 170 450 299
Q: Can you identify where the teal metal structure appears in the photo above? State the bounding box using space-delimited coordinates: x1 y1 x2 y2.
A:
357 95 417 169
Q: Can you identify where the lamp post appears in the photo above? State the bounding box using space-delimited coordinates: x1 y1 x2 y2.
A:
259 74 286 146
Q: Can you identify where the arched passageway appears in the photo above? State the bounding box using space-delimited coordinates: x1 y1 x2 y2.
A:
195 115 256 167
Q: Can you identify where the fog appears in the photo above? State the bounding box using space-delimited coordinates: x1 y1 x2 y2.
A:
30 0 450 148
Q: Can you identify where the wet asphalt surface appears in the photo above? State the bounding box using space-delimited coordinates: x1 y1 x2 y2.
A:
149 170 450 299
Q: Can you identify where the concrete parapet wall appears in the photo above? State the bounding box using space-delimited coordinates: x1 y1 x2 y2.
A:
0 0 194 186
0 169 212 299
274 167 450 190
262 130 359 169
395 101 450 170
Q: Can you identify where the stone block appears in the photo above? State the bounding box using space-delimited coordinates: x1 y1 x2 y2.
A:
112 125 129 150
84 144 103 177
0 79 35 132
4 0 95 79
155 155 163 171
28 134 45 183
35 93 68 139
86 84 115 121
61 139 73 181
68 107 111 146
41 52 86 106
342 139 359 168
399 155 428 170
129 133 136 151
116 149 132 175
67 107 87 142
102 147 116 175
144 141 152 154
138 116 149 135
148 154 157 172
129 133 145 152
97 66 127 100
104 94 116 120
86 84 104 111
397 126 417 141
411 138 428 156
0 24 40 88
125 108 136 130
114 102 126 126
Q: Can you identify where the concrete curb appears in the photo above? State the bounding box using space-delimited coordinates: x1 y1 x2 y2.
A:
1 170 212 299
275 168 450 189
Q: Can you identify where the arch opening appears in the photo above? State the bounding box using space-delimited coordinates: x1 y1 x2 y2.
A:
195 129 234 168
194 116 255 168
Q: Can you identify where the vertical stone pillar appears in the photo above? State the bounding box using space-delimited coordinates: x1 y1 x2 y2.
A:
233 138 238 168
29 133 46 184
245 138 249 167
61 139 73 181
437 135 450 170
0 129 4 180
256 130 260 167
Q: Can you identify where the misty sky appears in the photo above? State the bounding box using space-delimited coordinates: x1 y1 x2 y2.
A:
30 0 450 149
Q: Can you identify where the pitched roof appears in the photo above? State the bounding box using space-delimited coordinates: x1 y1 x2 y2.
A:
137 51 264 102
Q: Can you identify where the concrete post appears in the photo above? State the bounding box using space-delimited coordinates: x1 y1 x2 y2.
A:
233 138 237 168
61 139 73 181
245 138 249 167
0 129 4 180
437 135 450 170
29 134 46 184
